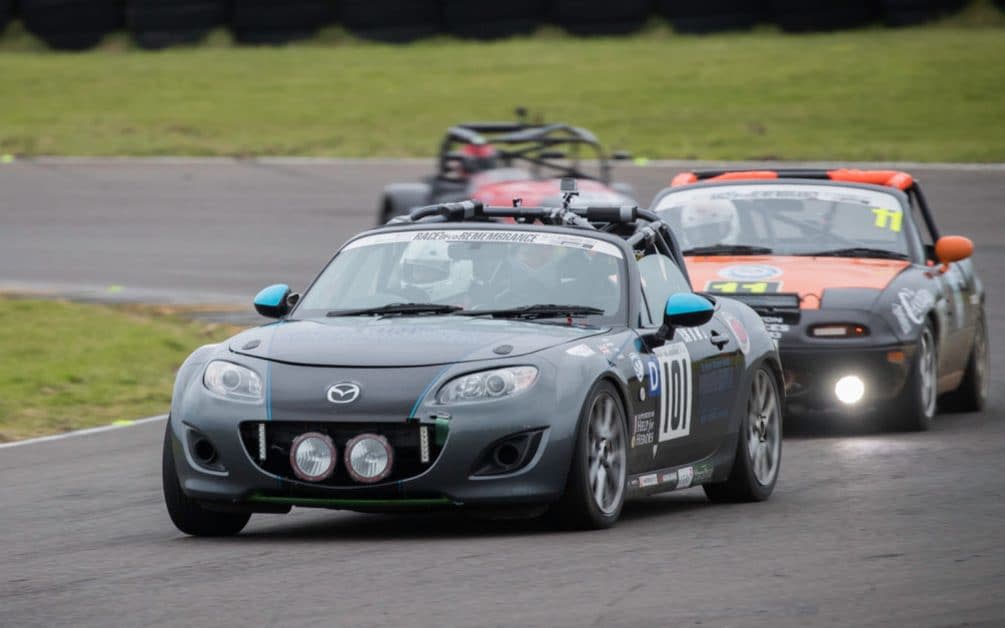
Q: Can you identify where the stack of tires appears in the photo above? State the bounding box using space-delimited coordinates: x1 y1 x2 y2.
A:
127 0 227 49
20 0 121 50
766 0 877 32
551 0 654 35
0 0 12 35
879 0 967 26
339 0 439 42
658 0 765 33
231 0 333 44
441 0 546 39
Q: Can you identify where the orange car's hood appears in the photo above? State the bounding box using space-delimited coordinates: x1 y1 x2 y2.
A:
685 256 910 309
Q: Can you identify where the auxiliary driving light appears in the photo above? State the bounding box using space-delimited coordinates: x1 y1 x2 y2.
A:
835 375 865 405
289 432 336 482
345 433 393 483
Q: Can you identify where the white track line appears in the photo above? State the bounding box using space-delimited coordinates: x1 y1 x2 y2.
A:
0 414 168 450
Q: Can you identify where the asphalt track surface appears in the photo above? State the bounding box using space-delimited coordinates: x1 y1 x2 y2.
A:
1 160 1003 627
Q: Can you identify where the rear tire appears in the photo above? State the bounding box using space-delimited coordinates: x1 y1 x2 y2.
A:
162 422 250 537
942 311 989 413
887 322 938 431
704 366 782 503
549 381 627 530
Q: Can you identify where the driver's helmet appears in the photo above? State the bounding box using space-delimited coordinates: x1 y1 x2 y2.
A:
461 142 499 174
679 199 740 247
400 241 470 300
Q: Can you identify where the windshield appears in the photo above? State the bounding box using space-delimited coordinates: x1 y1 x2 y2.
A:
654 184 912 258
295 229 626 323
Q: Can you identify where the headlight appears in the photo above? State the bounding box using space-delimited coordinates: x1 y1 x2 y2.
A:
203 360 263 401
436 366 538 404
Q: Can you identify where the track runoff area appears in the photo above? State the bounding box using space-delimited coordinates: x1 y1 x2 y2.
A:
0 159 1002 627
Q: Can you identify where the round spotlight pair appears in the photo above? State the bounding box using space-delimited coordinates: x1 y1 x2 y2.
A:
289 432 393 484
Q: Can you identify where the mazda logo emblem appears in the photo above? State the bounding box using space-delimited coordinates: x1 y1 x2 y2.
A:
326 383 361 404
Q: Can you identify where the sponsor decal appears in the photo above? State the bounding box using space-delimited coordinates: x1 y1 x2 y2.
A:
628 477 640 490
639 474 659 488
647 359 661 394
891 288 935 334
706 280 783 295
764 322 790 340
630 352 646 382
343 229 624 258
653 342 693 443
717 264 782 282
659 471 678 486
631 411 656 448
676 327 708 344
693 462 715 483
566 344 596 357
722 311 751 354
762 316 784 324
677 466 695 489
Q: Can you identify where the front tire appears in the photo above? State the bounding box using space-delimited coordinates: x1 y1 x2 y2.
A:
887 322 938 431
549 381 628 530
704 366 782 503
162 423 250 537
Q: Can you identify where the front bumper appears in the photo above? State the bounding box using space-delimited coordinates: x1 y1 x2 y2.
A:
781 342 915 415
168 384 578 511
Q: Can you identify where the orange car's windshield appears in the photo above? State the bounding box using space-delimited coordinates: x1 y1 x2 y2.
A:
655 184 911 259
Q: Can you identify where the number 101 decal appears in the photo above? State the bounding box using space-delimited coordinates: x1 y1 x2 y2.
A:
654 342 693 442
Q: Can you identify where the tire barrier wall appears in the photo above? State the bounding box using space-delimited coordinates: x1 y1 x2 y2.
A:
127 0 228 49
2 0 990 51
232 0 334 44
21 0 121 50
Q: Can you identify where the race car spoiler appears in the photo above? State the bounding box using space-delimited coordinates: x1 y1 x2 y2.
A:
671 169 915 191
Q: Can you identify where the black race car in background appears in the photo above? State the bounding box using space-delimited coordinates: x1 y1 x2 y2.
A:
164 187 783 536
376 109 637 224
651 169 988 431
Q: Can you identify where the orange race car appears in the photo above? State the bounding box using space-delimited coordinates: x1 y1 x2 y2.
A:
650 169 988 430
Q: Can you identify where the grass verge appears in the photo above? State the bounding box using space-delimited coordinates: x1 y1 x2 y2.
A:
0 297 240 442
0 9 1003 161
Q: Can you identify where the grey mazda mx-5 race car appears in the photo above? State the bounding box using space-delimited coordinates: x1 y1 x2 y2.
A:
163 195 783 536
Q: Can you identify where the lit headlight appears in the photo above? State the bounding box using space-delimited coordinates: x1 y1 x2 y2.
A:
203 361 263 401
436 366 538 404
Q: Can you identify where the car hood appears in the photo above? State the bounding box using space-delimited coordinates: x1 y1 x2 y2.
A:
228 316 609 367
685 255 911 309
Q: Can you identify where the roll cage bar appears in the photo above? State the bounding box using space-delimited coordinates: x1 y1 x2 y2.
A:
436 110 626 185
670 168 940 240
386 187 690 284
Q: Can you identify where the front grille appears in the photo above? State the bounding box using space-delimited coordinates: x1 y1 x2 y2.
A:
240 421 445 487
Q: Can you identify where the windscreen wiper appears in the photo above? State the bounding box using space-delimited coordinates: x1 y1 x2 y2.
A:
456 304 604 320
798 247 909 260
682 244 774 256
326 303 463 317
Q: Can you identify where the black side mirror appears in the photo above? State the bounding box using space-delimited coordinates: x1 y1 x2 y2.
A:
254 284 292 319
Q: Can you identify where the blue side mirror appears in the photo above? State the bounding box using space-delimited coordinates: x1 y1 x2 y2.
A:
254 284 292 319
664 293 714 329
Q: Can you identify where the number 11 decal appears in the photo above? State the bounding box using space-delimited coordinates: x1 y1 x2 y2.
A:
654 342 693 442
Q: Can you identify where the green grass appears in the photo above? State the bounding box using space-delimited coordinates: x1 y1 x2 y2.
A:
0 298 238 442
0 6 1003 160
